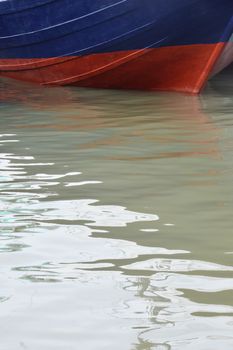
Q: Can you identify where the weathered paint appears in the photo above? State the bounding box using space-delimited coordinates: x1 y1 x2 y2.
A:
0 0 233 93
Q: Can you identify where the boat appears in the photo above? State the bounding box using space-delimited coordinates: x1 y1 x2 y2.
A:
0 0 233 93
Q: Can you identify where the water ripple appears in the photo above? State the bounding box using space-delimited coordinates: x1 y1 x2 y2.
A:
1 81 233 350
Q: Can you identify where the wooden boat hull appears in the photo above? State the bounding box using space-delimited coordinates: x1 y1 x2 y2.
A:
0 0 233 93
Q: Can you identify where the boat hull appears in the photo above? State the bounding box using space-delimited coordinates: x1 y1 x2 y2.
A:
211 34 233 77
0 0 233 93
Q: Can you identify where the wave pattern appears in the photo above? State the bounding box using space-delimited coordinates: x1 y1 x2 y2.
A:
1 82 233 349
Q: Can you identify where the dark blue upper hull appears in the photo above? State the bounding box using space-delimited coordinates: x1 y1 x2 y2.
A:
0 0 233 94
0 0 233 59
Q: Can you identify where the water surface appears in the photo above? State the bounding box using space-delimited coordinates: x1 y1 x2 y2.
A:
0 70 233 350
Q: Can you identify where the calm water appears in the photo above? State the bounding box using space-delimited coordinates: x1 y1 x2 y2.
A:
0 71 233 350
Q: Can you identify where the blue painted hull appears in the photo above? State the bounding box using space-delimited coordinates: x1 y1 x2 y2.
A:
0 0 233 93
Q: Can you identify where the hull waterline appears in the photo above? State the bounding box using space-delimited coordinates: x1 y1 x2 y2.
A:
0 0 233 93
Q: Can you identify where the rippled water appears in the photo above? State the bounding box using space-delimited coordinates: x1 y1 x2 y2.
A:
0 70 233 350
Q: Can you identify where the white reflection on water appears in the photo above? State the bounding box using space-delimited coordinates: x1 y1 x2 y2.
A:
0 134 187 350
0 76 233 350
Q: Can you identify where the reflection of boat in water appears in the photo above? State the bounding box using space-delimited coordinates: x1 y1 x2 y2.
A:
0 0 233 93
1 72 232 350
0 76 221 164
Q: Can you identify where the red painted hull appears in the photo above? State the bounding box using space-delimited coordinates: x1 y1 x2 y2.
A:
0 43 227 93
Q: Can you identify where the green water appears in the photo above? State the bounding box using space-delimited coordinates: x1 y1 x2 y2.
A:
0 71 233 350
